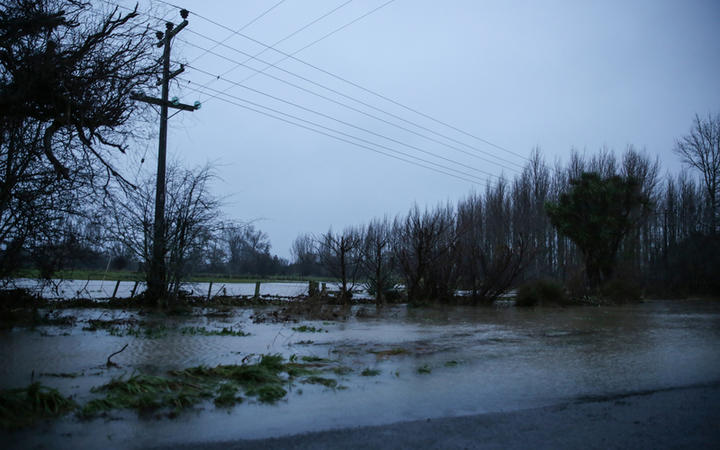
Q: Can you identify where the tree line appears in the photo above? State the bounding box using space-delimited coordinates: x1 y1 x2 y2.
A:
286 135 719 304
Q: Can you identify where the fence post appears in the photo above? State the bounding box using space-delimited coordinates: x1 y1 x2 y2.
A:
130 281 139 298
111 280 121 299
254 282 261 299
207 281 213 301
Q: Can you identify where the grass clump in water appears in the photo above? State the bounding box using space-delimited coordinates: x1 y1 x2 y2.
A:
40 371 81 378
417 364 432 374
180 326 249 337
292 325 326 333
81 374 211 418
173 354 303 404
84 319 169 339
370 348 407 357
444 360 459 367
361 368 381 377
254 384 287 403
213 383 243 408
0 383 76 429
301 376 338 388
300 355 332 363
332 366 352 376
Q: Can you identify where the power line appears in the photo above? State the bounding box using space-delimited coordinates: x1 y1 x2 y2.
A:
197 0 396 104
99 0 527 172
187 0 289 66
180 39 522 173
183 67 501 180
152 0 528 163
195 0 355 100
99 0 527 185
181 80 490 187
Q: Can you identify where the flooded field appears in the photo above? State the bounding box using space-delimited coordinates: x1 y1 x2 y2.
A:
8 278 347 299
1 299 719 448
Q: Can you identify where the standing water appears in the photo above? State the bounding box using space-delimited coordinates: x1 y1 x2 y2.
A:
1 299 719 448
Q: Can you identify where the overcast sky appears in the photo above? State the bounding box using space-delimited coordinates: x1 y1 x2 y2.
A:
111 0 720 259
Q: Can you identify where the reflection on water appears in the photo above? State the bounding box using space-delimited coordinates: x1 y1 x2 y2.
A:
1 300 719 448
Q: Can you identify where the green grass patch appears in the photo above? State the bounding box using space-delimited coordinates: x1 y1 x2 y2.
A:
0 383 76 429
361 368 381 377
213 383 243 408
170 354 314 404
444 360 459 367
81 374 211 418
253 384 287 403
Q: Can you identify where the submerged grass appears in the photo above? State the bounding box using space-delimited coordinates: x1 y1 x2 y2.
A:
7 354 346 424
300 355 332 363
370 348 408 357
332 366 353 376
301 376 338 388
179 326 249 336
417 364 432 374
80 373 211 418
0 383 76 429
361 368 381 377
292 325 326 333
213 383 243 408
84 320 249 339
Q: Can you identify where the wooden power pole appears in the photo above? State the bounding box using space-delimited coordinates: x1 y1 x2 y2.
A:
131 8 199 304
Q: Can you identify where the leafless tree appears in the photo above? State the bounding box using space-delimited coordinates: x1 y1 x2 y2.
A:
290 233 318 277
317 227 362 303
0 0 160 278
359 217 395 307
106 164 221 301
394 204 456 303
674 113 720 234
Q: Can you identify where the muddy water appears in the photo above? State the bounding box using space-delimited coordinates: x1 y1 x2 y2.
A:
2 300 720 448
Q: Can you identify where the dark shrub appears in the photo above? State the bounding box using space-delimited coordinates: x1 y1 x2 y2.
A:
515 279 566 307
600 277 642 303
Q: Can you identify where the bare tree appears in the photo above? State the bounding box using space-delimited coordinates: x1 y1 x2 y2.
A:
359 217 395 307
106 164 221 302
317 227 362 303
223 223 275 276
0 0 160 279
674 113 720 234
290 233 318 277
394 204 456 303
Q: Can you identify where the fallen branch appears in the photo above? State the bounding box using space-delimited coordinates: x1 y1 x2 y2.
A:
106 343 128 368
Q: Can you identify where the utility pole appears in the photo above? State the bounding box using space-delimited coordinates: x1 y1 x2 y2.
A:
131 8 200 304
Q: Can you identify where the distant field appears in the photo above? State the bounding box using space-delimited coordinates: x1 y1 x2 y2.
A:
14 269 336 284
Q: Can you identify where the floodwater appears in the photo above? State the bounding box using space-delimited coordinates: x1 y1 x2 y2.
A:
2 300 720 448
9 278 369 299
